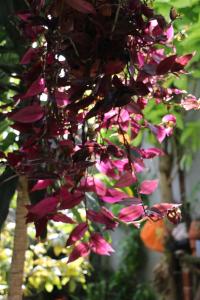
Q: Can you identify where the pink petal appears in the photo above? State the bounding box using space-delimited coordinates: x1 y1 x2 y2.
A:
162 114 176 124
139 179 158 195
118 205 144 222
165 25 174 43
180 97 200 111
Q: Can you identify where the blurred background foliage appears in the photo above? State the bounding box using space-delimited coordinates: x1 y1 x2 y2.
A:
0 205 90 299
0 0 200 299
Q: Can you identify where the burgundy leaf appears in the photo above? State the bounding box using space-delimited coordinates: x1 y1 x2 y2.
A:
49 213 75 224
59 188 83 209
87 207 118 230
140 148 164 159
90 233 115 255
35 218 48 238
55 91 70 107
66 222 88 246
21 77 45 99
101 188 128 203
156 55 177 75
31 179 53 192
81 177 107 197
171 53 194 72
26 196 58 221
20 47 42 64
151 203 181 216
68 242 90 263
139 179 158 195
115 171 137 188
64 0 96 14
10 104 44 123
148 123 166 143
118 205 144 222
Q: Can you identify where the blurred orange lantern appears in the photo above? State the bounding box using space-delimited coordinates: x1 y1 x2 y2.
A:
140 219 166 252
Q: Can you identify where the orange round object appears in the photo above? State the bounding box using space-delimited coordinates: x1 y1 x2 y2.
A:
140 219 166 252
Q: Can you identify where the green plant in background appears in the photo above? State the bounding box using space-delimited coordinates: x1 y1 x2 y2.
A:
152 0 200 172
81 226 156 300
0 211 90 298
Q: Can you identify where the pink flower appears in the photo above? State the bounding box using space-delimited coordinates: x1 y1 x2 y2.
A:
181 96 200 110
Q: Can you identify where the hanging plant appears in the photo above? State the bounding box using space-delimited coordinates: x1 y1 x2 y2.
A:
3 0 199 262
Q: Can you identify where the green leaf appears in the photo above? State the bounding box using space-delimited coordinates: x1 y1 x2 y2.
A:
45 282 54 293
0 166 18 229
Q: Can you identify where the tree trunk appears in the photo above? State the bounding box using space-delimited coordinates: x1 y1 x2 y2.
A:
7 176 29 300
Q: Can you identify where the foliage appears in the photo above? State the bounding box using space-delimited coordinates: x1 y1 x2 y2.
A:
82 226 156 300
153 0 200 172
154 0 200 67
0 214 90 298
0 0 199 263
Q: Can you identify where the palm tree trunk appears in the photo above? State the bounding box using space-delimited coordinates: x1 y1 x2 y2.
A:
7 176 29 300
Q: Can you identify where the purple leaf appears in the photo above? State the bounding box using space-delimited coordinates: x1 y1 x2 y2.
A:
21 77 45 99
148 123 166 143
90 233 115 255
66 222 88 246
171 53 194 72
87 207 118 230
49 213 75 224
31 179 53 192
101 188 128 203
10 104 44 123
139 179 158 195
118 205 144 222
64 0 96 14
20 47 41 64
55 91 70 107
59 188 83 209
115 171 136 188
68 242 90 263
34 218 48 238
156 55 177 75
140 148 164 159
26 197 58 221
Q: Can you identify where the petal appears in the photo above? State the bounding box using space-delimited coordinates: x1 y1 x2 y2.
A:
139 179 158 195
